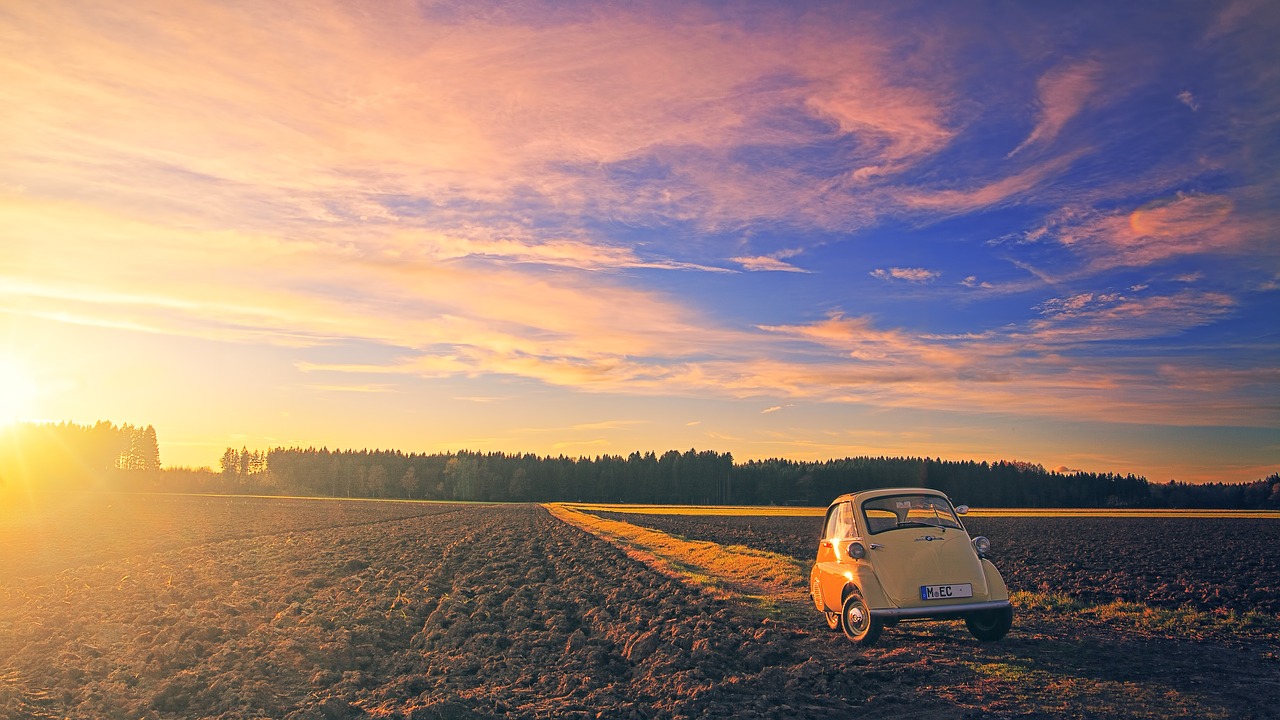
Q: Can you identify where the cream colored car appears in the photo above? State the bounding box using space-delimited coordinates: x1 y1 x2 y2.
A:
809 488 1012 645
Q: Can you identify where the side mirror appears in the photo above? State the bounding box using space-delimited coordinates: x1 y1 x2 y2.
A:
954 505 969 515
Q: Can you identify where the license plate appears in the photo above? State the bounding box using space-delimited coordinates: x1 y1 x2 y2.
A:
920 583 973 601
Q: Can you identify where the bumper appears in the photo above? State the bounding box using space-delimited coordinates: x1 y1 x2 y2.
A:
870 599 1011 620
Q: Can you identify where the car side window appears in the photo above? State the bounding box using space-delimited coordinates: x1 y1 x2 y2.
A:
822 505 841 539
832 502 854 539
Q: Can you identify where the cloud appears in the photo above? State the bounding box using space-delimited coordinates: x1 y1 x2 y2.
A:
871 267 941 283
0 0 971 248
572 420 648 431
3 1 1275 440
961 275 994 289
0 196 756 373
761 405 784 414
1008 60 1102 157
382 228 727 272
304 384 396 394
1050 193 1247 269
1026 290 1237 343
1177 90 1200 111
896 152 1082 214
758 312 977 367
733 252 809 273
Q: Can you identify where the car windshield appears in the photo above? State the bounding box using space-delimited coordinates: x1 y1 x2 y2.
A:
861 494 963 534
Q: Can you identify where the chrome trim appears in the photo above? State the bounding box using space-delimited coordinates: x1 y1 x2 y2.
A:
870 600 1011 620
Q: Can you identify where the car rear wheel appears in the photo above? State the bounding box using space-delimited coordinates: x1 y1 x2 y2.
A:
965 606 1013 641
841 591 882 646
824 610 841 631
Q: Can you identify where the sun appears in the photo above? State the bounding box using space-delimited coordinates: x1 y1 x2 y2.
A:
0 356 38 426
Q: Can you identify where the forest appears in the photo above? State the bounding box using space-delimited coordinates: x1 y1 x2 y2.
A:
3 421 1278 509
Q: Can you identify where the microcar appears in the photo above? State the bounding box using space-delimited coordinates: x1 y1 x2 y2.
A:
809 487 1013 645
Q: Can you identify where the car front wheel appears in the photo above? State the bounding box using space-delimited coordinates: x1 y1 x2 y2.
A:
965 606 1013 641
841 591 882 646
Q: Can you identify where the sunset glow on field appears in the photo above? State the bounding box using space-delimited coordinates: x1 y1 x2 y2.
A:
2 1 1277 482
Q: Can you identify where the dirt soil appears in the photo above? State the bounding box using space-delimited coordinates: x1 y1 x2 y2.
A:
3 496 1278 719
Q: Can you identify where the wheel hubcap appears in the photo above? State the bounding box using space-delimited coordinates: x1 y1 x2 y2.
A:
847 604 866 630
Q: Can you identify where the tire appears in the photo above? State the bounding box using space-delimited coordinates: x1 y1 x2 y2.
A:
824 610 841 631
965 606 1013 641
841 591 882 646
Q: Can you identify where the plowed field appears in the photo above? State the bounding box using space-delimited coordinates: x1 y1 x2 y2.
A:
3 495 1278 719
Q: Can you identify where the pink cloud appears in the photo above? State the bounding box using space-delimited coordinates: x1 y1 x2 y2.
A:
733 254 809 273
1009 60 1102 157
871 267 941 282
1051 193 1247 269
960 275 994 289
896 153 1081 213
2 0 968 239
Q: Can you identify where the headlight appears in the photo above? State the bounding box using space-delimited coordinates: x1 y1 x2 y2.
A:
847 541 866 559
972 536 991 557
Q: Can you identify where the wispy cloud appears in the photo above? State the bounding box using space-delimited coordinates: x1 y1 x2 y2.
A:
871 267 941 283
304 384 396 394
1026 289 1237 343
733 250 809 273
896 153 1081 214
572 420 648 431
1008 60 1102 157
0 0 970 244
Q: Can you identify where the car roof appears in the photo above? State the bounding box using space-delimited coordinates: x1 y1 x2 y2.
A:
826 487 951 508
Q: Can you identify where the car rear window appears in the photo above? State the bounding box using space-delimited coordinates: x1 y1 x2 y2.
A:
860 494 962 534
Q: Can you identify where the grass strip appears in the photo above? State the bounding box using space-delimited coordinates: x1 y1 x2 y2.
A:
1012 590 1280 639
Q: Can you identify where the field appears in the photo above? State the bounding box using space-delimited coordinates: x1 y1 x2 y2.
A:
2 495 1278 719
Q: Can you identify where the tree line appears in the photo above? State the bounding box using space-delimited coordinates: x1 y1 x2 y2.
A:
0 421 160 498
3 421 1278 508
205 445 1278 509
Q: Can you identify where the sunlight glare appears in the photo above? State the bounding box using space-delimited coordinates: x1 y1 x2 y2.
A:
0 356 38 426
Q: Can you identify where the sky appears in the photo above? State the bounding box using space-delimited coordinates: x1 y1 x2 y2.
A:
1 0 1277 483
